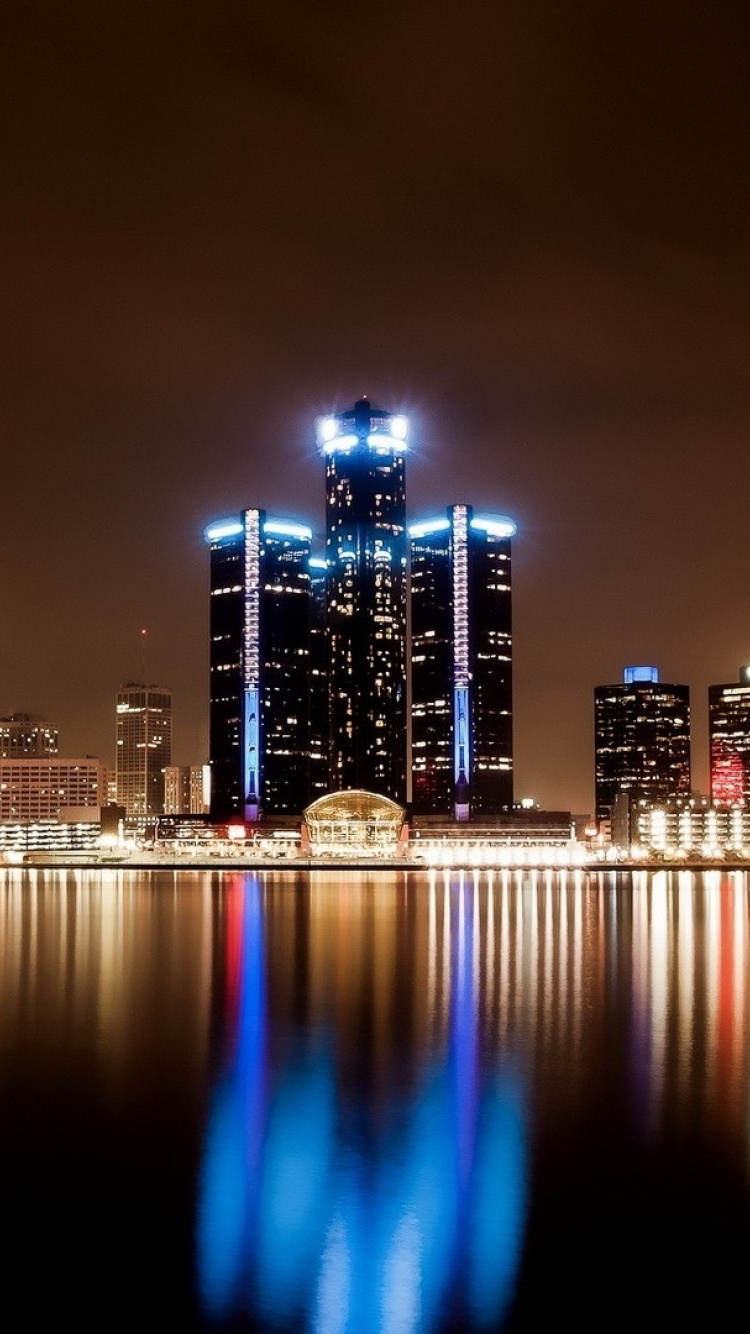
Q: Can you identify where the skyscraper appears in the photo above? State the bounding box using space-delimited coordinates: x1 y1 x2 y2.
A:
115 683 172 819
594 666 691 824
206 509 315 821
317 398 408 802
708 666 750 805
409 506 515 819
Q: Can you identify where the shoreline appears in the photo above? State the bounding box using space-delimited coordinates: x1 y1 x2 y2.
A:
3 854 750 874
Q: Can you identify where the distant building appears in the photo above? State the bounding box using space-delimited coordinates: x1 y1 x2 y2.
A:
164 764 210 815
318 398 408 804
409 505 515 819
205 510 315 821
0 757 105 821
594 666 691 824
308 557 329 803
115 683 172 819
0 713 59 758
612 792 750 856
709 666 750 805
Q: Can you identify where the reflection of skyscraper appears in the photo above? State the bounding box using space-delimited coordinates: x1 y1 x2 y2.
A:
116 683 172 818
205 509 314 821
594 666 691 824
317 399 408 802
709 666 750 805
409 506 515 818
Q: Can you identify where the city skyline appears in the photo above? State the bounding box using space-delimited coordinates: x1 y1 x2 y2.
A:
2 2 748 815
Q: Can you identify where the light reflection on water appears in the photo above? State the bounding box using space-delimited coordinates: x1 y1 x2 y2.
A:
2 867 750 1329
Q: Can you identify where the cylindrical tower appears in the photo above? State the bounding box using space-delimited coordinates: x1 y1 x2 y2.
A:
318 398 408 803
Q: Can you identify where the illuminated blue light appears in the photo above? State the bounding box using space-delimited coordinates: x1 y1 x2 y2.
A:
374 549 392 562
318 416 339 443
204 518 243 542
624 665 659 684
309 558 327 571
408 519 451 539
322 433 358 454
470 516 517 538
339 550 356 562
244 688 260 820
366 433 407 452
264 519 313 541
390 415 408 439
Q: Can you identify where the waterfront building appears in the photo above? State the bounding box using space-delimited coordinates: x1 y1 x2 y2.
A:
409 505 515 819
0 713 59 757
594 666 691 824
0 756 105 821
708 666 750 805
115 683 172 819
318 398 408 803
205 509 314 821
612 792 750 856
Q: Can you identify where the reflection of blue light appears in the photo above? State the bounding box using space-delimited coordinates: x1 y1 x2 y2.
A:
204 518 243 542
467 1076 527 1327
196 880 530 1333
255 1049 336 1321
309 557 327 571
196 878 266 1320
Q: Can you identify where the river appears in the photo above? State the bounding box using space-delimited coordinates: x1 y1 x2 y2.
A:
1 865 749 1331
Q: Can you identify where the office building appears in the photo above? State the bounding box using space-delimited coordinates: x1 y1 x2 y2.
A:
317 398 408 803
163 764 211 815
709 666 750 805
308 557 329 802
206 509 314 821
0 756 105 821
594 666 691 824
0 713 59 757
115 683 172 819
409 505 515 818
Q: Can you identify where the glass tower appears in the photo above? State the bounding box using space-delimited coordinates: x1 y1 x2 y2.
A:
409 506 515 819
594 666 691 823
317 398 408 803
206 509 314 821
708 666 750 805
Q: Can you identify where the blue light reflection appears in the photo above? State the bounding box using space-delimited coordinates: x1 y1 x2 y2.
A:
196 878 529 1331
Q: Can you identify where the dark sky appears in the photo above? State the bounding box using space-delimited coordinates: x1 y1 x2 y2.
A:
2 0 749 814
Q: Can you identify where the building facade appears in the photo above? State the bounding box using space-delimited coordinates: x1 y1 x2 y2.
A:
318 398 408 803
409 506 515 818
708 666 750 805
0 757 105 821
206 509 315 821
163 764 211 815
115 683 172 819
0 713 59 757
594 666 691 824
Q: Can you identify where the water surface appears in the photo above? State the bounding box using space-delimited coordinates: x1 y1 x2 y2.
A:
1 866 749 1330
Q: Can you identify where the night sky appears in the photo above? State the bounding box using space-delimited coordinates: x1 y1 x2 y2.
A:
2 1 748 814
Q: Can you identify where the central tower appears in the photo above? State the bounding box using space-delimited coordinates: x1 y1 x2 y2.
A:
318 398 408 803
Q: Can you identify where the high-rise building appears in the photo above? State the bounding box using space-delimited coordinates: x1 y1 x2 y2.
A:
0 713 59 757
594 666 691 824
163 764 211 815
205 509 315 821
308 557 329 803
317 398 408 802
409 506 515 819
708 666 750 805
115 683 172 819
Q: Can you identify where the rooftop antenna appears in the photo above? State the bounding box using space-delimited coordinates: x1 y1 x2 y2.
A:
140 627 148 685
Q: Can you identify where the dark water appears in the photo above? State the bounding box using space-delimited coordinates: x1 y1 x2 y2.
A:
2 866 750 1331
